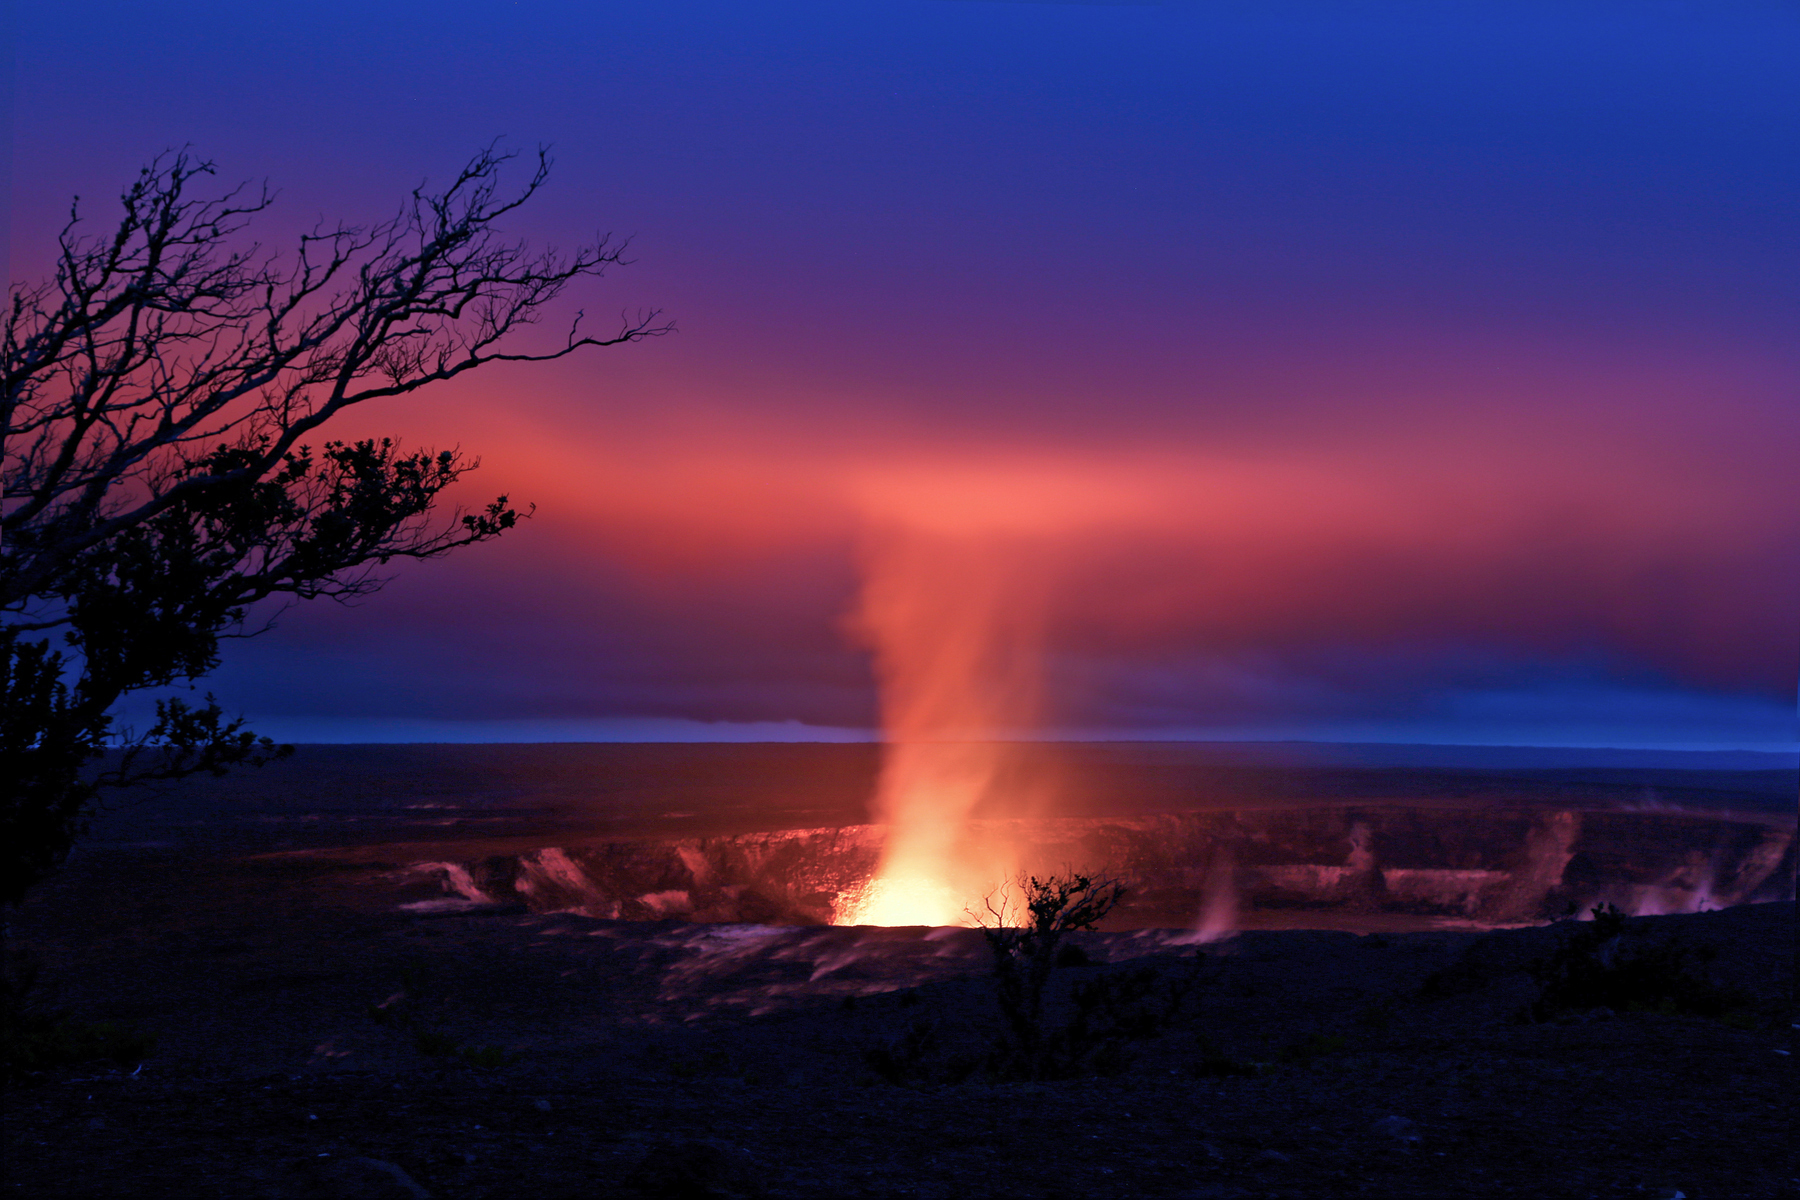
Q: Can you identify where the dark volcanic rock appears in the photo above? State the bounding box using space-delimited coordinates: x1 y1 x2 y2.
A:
8 746 1793 1199
622 1139 763 1199
282 1156 431 1199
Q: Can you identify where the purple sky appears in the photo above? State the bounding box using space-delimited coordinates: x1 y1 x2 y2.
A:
9 2 1797 749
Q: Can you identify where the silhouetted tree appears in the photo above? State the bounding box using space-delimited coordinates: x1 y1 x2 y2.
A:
1 146 669 904
978 872 1126 1077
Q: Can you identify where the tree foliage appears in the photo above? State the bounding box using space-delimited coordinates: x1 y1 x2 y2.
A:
1 146 668 903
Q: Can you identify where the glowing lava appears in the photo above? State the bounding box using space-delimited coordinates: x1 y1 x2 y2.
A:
839 874 971 928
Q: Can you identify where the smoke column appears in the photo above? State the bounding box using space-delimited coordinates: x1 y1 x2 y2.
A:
840 526 1048 925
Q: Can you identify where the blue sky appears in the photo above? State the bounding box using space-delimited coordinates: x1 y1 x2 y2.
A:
13 2 1798 749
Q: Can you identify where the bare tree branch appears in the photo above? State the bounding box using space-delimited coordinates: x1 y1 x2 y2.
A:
2 145 669 903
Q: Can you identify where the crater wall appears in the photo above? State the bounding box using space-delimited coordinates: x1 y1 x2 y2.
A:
405 805 1795 929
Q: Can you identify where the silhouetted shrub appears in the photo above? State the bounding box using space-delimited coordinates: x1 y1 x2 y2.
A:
3 952 153 1080
1525 904 1746 1022
456 1043 512 1070
970 873 1208 1079
1276 1031 1347 1065
862 1017 979 1086
1418 947 1497 998
978 872 1126 1079
411 1028 462 1057
858 874 1215 1084
368 965 510 1068
1187 1032 1256 1078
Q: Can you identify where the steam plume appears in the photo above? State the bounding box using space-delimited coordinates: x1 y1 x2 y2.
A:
840 527 1048 925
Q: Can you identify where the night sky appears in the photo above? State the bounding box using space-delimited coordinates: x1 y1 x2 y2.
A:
10 2 1797 749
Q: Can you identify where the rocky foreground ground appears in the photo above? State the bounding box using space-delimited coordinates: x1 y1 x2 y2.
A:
4 840 1793 1199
